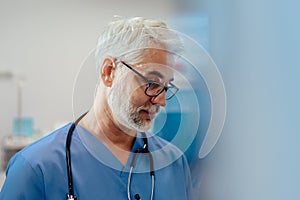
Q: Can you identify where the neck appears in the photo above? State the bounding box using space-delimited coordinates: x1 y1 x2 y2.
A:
79 106 137 152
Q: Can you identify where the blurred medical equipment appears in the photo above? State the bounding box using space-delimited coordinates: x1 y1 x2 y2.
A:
1 136 34 170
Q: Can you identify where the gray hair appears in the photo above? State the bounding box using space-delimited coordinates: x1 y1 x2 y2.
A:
95 17 183 75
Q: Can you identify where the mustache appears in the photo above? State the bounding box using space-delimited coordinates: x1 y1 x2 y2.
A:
138 104 160 113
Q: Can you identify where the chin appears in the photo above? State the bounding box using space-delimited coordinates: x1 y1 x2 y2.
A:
133 120 153 132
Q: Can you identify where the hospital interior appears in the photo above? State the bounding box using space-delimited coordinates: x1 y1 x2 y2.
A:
0 0 299 199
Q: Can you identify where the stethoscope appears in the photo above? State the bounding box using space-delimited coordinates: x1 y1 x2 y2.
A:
65 112 155 200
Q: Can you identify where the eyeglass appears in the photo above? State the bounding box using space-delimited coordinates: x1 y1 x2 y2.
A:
121 61 179 100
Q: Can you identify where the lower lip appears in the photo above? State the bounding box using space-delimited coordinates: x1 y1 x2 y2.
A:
141 110 156 120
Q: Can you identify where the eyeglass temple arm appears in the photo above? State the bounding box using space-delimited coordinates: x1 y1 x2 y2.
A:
120 61 149 83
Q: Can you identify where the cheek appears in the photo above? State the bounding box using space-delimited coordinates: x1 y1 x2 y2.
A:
129 87 150 107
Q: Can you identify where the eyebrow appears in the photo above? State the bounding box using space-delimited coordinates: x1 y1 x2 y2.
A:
146 71 175 83
146 71 164 79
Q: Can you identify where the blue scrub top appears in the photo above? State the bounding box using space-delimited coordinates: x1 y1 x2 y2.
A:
0 123 194 199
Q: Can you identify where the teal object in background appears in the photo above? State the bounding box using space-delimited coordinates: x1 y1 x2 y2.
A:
13 117 34 137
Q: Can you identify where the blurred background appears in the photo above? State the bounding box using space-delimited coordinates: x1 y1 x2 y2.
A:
1 0 300 199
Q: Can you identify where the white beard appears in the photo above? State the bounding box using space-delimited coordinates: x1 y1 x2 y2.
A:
107 80 160 132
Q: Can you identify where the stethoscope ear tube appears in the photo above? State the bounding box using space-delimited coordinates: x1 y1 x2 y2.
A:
66 112 88 200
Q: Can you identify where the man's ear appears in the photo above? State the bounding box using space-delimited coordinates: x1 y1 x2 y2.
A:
100 57 116 87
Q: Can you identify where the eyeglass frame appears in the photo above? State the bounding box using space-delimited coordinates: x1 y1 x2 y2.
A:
120 61 179 100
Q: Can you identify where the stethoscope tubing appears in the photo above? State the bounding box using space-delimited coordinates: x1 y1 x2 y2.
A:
66 112 88 200
127 133 155 200
66 112 155 200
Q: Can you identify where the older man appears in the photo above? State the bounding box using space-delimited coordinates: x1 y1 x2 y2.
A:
0 17 194 200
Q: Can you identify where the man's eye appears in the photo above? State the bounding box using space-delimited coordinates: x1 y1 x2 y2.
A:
148 83 161 90
148 83 162 92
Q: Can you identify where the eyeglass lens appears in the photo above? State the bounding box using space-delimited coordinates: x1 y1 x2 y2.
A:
146 83 177 100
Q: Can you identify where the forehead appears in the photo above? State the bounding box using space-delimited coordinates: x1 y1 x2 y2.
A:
134 49 176 79
139 48 175 64
136 63 174 80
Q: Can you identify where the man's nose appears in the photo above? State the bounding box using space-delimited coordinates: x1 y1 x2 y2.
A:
151 90 166 106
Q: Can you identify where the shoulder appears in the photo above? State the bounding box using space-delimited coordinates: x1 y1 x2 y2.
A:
8 123 72 171
1 123 72 199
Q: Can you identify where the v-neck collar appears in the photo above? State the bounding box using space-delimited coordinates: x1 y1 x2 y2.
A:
76 125 146 173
